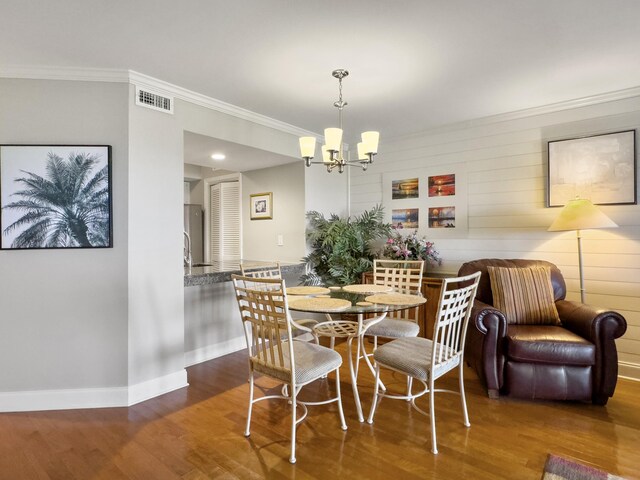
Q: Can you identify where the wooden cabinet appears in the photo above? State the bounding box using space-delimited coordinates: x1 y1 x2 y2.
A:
361 271 452 339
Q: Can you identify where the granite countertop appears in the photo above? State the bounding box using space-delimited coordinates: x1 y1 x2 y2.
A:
184 260 306 287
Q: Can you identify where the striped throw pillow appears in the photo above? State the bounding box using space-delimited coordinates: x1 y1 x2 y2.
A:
487 265 561 325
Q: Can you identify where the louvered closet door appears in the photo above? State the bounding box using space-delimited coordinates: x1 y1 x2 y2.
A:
209 181 240 260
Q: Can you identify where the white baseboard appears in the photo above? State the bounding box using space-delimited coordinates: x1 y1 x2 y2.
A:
0 369 189 413
184 336 246 367
0 386 128 413
619 361 640 382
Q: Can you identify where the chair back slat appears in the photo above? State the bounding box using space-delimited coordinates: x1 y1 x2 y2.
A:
373 259 424 321
232 275 294 379
431 271 481 369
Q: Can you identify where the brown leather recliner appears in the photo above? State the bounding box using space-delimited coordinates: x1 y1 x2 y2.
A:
458 259 627 405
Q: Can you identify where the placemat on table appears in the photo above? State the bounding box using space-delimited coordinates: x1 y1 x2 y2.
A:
364 293 427 306
287 297 351 312
286 286 330 295
342 284 393 294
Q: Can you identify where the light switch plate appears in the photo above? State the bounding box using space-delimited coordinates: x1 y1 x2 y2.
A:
277 234 284 246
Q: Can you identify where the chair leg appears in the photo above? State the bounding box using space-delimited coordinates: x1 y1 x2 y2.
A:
429 377 438 454
335 367 348 431
245 371 254 437
367 364 382 424
406 376 413 401
290 382 297 464
459 363 470 427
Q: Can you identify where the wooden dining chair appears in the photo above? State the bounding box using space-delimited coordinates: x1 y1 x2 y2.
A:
232 274 347 464
366 271 481 454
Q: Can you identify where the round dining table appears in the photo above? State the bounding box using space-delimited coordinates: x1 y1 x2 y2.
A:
287 285 426 422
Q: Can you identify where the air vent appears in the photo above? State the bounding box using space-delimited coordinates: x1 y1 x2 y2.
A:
135 87 174 114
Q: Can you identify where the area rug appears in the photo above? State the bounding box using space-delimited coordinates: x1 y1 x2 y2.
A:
542 454 625 480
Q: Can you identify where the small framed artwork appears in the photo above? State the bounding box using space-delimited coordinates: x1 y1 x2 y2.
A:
392 178 419 199
428 174 455 197
250 192 273 220
428 206 455 228
1 145 113 249
392 208 419 229
547 130 636 206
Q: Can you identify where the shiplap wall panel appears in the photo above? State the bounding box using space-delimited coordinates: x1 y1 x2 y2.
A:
350 95 640 379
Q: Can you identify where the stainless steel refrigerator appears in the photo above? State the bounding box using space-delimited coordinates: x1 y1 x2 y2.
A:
184 204 204 264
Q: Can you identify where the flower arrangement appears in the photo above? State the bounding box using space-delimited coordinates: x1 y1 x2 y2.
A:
381 227 442 266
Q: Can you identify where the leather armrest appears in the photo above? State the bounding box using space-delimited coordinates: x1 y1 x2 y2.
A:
556 299 627 402
466 300 508 394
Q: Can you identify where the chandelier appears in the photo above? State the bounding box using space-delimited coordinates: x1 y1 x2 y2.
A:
299 69 379 174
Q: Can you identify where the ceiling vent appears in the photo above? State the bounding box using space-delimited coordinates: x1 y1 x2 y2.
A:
135 87 174 114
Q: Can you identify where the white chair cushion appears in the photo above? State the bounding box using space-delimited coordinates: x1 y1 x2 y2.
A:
373 337 458 381
365 318 420 338
253 341 342 385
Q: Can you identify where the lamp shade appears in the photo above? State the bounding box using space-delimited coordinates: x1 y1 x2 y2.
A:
324 128 343 152
299 137 316 158
548 198 618 232
361 131 380 154
357 142 367 160
321 145 332 164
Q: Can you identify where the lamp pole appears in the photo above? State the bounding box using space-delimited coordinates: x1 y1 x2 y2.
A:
576 229 586 304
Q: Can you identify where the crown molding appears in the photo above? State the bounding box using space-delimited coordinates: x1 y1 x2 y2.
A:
385 84 640 142
127 70 319 138
4 64 639 142
0 64 130 83
0 65 319 139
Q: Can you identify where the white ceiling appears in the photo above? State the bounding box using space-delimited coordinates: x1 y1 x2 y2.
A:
183 131 297 171
3 0 640 164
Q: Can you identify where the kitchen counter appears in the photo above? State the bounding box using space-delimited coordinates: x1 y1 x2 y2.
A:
184 260 306 287
184 260 308 366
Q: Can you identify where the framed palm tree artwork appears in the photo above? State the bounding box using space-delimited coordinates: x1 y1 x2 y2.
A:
0 145 112 249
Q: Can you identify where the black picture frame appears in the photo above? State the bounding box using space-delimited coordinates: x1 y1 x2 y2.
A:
0 144 113 249
547 130 636 207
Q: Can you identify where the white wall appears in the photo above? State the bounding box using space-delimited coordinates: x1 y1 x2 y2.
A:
304 166 349 219
128 84 186 393
242 162 306 262
350 95 640 380
0 79 130 408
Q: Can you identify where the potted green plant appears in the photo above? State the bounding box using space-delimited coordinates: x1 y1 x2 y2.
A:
301 205 391 286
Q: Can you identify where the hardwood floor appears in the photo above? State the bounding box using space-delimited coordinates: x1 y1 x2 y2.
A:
1 344 639 479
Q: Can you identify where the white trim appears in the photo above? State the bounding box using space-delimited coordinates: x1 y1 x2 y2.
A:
618 361 640 382
376 84 640 142
0 386 128 413
184 336 246 367
3 64 639 142
128 70 319 138
128 369 189 406
0 369 189 412
0 65 129 83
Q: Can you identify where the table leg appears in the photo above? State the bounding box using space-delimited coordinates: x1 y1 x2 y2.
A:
346 334 364 423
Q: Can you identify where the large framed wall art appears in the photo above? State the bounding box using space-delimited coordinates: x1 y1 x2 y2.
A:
547 130 636 207
0 145 113 249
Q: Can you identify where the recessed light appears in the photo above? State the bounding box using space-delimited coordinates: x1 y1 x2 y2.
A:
211 153 226 161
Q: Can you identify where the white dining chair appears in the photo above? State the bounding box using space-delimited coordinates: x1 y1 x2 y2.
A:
240 262 318 339
366 271 481 454
360 259 424 392
232 274 347 464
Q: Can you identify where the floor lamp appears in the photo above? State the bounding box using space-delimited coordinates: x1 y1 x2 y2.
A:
548 198 617 304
